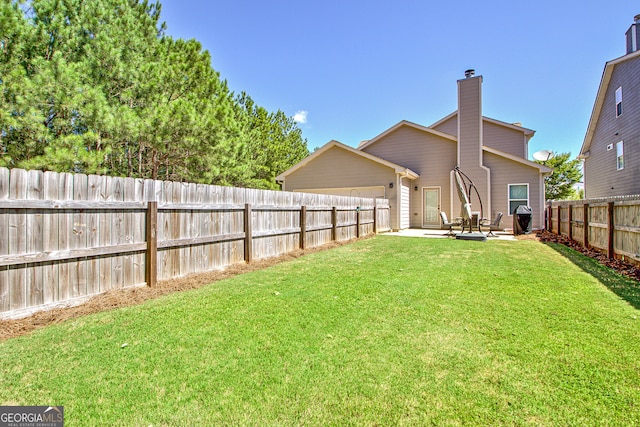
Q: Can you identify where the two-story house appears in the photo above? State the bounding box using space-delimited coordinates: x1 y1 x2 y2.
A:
276 71 551 231
579 14 640 198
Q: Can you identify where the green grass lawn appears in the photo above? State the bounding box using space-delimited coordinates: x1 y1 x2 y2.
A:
1 236 639 426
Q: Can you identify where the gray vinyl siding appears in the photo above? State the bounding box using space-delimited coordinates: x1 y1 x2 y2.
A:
483 121 527 158
584 56 640 198
626 23 639 55
484 152 545 230
361 125 457 225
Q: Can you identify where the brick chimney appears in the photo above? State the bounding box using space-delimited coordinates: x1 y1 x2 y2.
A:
457 70 490 218
625 14 640 54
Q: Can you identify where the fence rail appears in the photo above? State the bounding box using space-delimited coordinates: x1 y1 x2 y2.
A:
546 195 640 263
0 167 390 318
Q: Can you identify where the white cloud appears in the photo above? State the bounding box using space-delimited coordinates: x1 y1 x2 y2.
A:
293 110 308 124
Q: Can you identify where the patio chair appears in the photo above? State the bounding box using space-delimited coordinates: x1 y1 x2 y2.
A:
440 211 461 237
481 212 503 237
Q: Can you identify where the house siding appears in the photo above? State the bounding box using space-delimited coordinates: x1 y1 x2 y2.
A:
483 121 527 158
431 115 458 136
361 125 457 224
283 146 395 191
282 145 400 228
278 73 548 235
400 178 411 229
484 151 545 230
458 76 483 169
584 56 640 198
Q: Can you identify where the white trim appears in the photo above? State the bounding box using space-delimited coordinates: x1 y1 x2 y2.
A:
615 86 623 117
507 183 529 216
616 141 624 170
484 165 492 220
449 171 456 222
483 146 553 174
539 174 546 228
395 174 402 230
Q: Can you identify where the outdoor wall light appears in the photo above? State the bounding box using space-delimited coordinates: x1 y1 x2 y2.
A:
389 182 394 188
414 186 418 191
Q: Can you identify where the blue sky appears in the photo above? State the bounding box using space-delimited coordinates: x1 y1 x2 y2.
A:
160 1 638 158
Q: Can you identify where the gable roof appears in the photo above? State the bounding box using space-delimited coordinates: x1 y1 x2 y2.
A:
580 49 640 158
275 140 419 182
483 146 553 175
357 120 457 151
429 112 535 137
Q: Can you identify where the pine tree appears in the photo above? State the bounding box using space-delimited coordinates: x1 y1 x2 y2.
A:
0 0 308 188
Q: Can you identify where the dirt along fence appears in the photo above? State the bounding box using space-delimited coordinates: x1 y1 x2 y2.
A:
546 195 640 264
0 167 390 319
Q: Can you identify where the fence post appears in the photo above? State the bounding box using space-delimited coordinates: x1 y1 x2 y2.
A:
583 203 589 249
373 206 377 234
567 204 573 241
356 207 360 238
331 207 337 241
244 203 253 263
145 201 158 287
607 201 615 259
299 206 306 250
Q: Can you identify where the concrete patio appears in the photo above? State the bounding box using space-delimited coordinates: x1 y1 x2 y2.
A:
382 228 517 241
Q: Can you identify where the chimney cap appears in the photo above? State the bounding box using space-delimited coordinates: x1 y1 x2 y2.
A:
635 13 640 23
464 69 475 78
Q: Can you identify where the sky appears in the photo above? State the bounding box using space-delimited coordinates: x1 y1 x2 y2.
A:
159 1 638 159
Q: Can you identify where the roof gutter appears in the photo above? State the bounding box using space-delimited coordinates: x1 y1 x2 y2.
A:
398 168 419 179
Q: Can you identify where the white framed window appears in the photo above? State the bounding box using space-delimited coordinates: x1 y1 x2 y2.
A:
615 86 623 117
508 184 529 215
616 141 624 170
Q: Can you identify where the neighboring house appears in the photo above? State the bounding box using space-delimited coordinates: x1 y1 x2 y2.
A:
277 70 552 231
579 14 640 198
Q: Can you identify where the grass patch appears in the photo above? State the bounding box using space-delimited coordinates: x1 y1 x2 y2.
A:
1 236 639 425
543 241 640 309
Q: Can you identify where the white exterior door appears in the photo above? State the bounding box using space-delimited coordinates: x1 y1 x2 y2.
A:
423 187 440 228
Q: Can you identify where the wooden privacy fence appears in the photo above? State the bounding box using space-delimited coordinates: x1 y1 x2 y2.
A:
0 167 390 318
546 195 640 263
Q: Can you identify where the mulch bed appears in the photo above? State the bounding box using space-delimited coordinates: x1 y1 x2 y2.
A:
529 230 640 282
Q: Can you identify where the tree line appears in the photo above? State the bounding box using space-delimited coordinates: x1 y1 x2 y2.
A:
0 0 309 189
